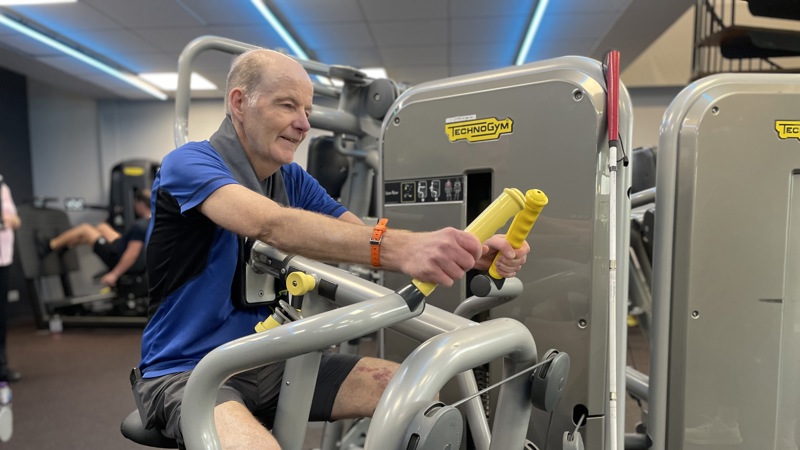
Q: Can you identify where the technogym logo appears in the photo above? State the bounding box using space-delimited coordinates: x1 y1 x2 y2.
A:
775 120 800 141
445 116 514 143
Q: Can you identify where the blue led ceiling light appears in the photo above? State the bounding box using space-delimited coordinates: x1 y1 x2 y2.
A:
0 13 167 100
250 0 309 60
515 0 550 66
248 1 341 86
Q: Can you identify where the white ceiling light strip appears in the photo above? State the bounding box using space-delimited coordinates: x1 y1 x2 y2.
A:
0 13 167 100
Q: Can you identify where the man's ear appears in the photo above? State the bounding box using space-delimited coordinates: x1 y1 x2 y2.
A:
228 88 245 119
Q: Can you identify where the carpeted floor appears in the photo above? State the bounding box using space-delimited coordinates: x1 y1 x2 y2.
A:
6 321 145 450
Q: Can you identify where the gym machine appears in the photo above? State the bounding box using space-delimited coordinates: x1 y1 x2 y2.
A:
107 159 159 232
377 54 632 449
643 73 800 449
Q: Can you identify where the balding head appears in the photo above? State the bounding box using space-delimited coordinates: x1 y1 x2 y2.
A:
224 48 311 115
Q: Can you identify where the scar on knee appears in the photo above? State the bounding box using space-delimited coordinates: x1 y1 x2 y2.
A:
356 366 393 385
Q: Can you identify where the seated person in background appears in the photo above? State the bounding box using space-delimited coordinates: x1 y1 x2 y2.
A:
37 189 151 287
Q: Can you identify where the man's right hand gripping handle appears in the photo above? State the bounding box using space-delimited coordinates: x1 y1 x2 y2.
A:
488 189 548 280
411 187 547 297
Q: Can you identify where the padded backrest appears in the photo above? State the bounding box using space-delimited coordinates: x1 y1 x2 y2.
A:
748 0 800 20
15 204 79 279
108 159 159 233
631 146 657 193
306 136 349 199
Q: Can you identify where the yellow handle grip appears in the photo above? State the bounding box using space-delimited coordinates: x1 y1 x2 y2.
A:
254 314 282 333
412 188 526 297
489 189 548 279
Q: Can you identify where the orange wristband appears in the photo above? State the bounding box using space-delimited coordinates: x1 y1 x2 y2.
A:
370 218 389 267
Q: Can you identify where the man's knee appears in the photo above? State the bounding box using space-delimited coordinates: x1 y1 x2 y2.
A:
77 223 97 232
214 401 279 450
332 357 399 419
76 223 102 241
353 357 398 391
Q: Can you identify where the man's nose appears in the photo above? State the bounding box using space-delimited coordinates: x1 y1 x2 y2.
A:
295 114 311 133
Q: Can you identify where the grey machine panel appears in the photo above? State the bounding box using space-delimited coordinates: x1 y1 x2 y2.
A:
379 56 632 449
651 73 800 449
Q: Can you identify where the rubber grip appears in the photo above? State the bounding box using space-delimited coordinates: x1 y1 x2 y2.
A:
605 50 620 141
254 314 281 333
412 188 526 297
489 189 548 279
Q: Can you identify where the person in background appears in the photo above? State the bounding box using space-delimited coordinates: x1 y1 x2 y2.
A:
135 48 530 449
0 177 21 382
37 189 151 287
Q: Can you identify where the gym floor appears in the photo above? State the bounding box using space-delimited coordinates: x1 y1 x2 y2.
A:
4 320 649 449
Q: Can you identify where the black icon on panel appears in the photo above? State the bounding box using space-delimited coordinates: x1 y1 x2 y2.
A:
430 180 440 201
402 182 416 202
417 180 427 202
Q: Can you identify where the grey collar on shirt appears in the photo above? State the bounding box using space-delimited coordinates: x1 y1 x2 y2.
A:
208 115 288 205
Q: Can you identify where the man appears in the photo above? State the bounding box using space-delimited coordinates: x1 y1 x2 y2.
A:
39 189 151 287
137 48 529 450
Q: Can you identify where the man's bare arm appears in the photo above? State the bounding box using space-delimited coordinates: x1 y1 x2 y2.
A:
199 183 483 286
101 240 144 286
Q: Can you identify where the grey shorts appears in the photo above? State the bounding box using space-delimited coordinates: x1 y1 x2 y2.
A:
134 352 361 447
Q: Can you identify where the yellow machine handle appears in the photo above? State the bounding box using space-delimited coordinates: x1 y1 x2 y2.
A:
488 189 548 279
254 314 283 333
412 188 526 297
254 273 314 333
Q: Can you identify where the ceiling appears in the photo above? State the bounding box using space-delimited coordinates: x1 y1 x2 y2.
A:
0 0 694 101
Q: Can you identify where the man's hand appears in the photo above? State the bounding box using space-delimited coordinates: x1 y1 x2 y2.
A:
473 234 530 278
393 227 483 287
101 272 119 287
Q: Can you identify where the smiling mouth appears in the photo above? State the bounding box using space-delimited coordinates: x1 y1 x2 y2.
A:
281 136 299 144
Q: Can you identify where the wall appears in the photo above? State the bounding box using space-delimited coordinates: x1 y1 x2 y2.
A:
26 84 231 305
96 98 225 197
24 84 329 308
95 97 327 194
26 81 113 307
621 6 694 88
628 86 686 150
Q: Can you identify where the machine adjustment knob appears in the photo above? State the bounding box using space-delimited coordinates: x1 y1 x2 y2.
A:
286 272 316 296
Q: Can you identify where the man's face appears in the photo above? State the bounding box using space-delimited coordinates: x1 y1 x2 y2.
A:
242 72 313 168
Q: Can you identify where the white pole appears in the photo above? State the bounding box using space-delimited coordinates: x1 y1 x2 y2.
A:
608 143 619 450
604 49 621 450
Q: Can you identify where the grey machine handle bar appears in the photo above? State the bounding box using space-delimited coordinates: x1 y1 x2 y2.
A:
181 242 536 450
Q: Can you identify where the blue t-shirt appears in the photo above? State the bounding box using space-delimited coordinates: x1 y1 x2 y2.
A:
139 140 346 377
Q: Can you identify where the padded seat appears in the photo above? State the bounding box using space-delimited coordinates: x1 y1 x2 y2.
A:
120 410 178 448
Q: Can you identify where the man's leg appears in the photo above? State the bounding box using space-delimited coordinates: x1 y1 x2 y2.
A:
95 222 122 242
49 223 103 249
138 369 283 450
329 357 400 419
215 401 280 450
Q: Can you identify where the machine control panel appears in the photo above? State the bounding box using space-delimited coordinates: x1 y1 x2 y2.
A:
385 176 464 204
